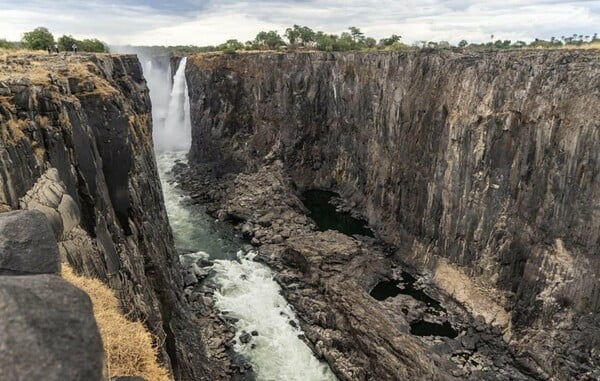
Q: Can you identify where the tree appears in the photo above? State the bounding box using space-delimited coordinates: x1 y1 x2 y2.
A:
315 32 336 52
58 35 107 52
379 34 402 47
337 32 356 50
364 37 377 48
22 27 54 50
219 39 244 54
254 30 285 49
285 25 301 44
58 35 77 51
458 39 468 48
348 27 365 43
298 26 315 45
79 39 107 52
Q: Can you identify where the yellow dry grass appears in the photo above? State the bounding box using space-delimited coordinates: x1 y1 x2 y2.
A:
0 50 118 97
559 41 600 50
61 264 171 381
5 119 27 142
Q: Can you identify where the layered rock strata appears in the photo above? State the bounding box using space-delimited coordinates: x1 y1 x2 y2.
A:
0 52 213 380
184 50 600 380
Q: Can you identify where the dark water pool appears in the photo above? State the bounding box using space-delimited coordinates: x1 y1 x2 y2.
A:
369 280 402 301
369 273 443 310
301 190 373 237
410 320 458 338
400 272 442 309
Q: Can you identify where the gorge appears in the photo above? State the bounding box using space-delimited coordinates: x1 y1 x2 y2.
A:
0 48 598 381
179 50 599 380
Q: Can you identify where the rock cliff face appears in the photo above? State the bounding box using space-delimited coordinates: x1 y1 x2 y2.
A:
0 52 210 380
185 51 600 379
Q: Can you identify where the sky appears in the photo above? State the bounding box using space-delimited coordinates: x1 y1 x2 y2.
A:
0 0 598 46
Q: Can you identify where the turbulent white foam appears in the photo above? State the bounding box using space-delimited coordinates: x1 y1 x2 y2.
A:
213 251 337 381
155 151 197 250
144 54 337 381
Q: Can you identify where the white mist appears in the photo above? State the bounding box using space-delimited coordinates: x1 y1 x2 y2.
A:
139 51 337 381
158 57 192 151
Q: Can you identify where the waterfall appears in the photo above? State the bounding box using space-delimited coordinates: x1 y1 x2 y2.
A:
139 53 337 381
155 57 191 151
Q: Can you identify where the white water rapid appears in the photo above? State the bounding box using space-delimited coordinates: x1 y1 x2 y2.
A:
141 55 337 381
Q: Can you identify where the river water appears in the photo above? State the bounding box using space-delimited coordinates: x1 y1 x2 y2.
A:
146 56 336 381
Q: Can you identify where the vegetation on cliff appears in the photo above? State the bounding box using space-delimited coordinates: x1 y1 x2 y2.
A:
163 25 599 55
0 26 107 52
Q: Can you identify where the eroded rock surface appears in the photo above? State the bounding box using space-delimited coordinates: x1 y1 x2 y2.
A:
0 52 216 380
184 50 600 380
0 275 105 381
176 161 540 380
0 209 59 275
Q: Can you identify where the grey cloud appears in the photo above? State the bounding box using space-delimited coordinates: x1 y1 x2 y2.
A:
0 0 598 45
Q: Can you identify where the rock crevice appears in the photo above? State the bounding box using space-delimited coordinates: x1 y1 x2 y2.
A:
0 52 212 380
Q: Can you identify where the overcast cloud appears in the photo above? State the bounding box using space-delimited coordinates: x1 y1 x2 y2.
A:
0 0 598 46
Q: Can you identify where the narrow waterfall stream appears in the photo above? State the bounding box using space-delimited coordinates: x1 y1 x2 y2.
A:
143 57 337 381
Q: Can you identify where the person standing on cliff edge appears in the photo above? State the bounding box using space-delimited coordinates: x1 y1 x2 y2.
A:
71 43 77 53
54 43 59 54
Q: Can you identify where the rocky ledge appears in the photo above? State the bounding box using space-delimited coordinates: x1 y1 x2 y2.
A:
183 50 600 380
175 159 546 380
0 210 105 380
0 52 221 380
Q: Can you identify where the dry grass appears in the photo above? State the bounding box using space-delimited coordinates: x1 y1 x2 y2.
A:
0 51 119 97
36 115 51 128
559 41 600 50
61 264 171 381
128 113 153 148
5 119 27 142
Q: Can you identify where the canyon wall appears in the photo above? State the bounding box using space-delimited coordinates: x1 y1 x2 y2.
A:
0 53 210 380
185 50 600 379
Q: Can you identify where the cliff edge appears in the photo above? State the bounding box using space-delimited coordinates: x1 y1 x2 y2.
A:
184 50 599 380
0 51 210 380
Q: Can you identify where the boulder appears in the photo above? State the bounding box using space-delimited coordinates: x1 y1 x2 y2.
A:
57 194 81 235
240 223 254 239
0 275 104 381
239 331 252 344
0 210 60 275
183 271 198 287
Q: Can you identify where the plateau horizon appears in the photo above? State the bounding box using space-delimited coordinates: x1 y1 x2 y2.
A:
2 25 599 54
0 0 598 47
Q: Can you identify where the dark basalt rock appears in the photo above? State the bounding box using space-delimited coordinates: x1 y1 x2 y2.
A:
0 53 222 381
184 50 600 380
0 275 104 381
0 210 60 275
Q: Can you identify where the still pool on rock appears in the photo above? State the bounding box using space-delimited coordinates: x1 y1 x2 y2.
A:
410 320 458 338
369 278 458 338
301 190 373 237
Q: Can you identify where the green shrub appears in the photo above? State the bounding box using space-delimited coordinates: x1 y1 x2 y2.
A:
22 27 54 50
0 39 17 50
